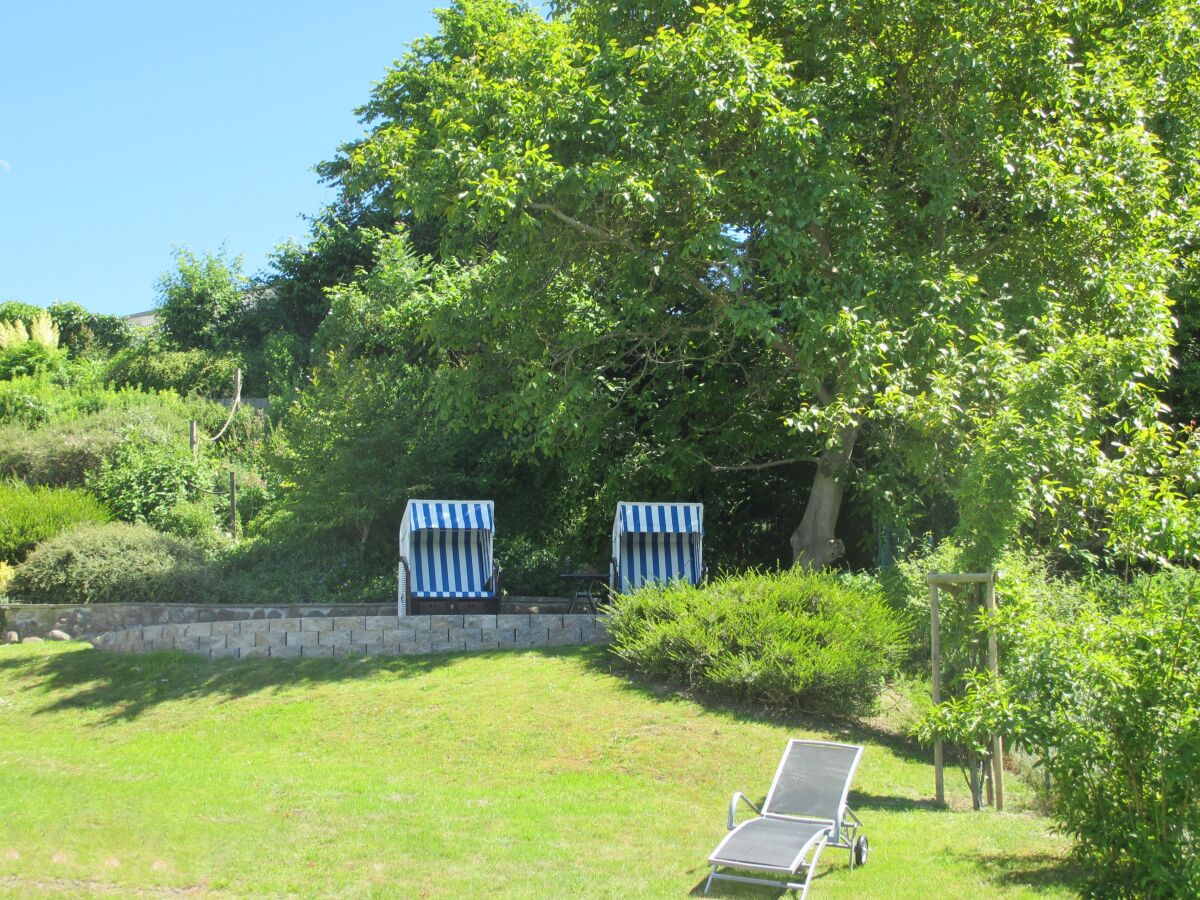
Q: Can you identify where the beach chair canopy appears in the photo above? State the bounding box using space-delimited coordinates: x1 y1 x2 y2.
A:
398 500 497 614
705 739 868 897
610 501 703 592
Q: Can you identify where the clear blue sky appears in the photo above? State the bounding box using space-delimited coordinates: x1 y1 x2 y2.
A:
0 1 447 316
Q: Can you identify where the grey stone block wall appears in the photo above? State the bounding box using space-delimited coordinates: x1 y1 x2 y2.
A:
0 599 582 640
0 602 395 640
88 614 611 661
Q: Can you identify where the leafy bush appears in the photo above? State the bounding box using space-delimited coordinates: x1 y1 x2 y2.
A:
606 569 908 716
106 346 245 398
494 533 567 596
7 522 220 604
218 532 394 604
0 387 257 487
0 301 42 324
0 414 128 487
0 401 193 487
155 247 248 352
881 539 1092 681
0 481 111 563
918 570 1200 894
47 301 133 357
86 438 206 526
0 375 163 428
156 498 228 551
0 342 69 381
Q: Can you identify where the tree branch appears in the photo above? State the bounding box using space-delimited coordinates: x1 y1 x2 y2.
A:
529 202 648 257
693 451 817 472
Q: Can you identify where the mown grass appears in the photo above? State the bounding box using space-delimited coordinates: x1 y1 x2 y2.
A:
0 643 1077 897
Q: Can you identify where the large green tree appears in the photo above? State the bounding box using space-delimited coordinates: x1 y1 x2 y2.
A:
327 0 1192 566
156 247 248 352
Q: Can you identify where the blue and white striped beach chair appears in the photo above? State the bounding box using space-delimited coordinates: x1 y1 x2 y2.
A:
610 501 704 593
398 500 500 615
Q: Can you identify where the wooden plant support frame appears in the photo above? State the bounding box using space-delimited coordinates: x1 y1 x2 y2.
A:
927 570 1004 811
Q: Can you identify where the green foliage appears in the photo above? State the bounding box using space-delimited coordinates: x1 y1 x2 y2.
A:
218 533 394 604
155 247 248 351
7 522 219 604
0 341 69 381
0 375 144 428
493 533 569 597
156 498 228 552
606 568 908 715
258 219 385 341
106 344 245 398
86 437 207 527
321 0 1193 567
0 386 258 487
0 480 111 564
0 410 137 487
47 301 133 357
918 571 1200 894
882 540 1093 681
0 301 42 324
261 331 304 404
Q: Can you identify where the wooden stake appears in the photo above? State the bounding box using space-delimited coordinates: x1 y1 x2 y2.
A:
189 419 198 461
930 575 944 806
229 471 237 541
985 575 1005 811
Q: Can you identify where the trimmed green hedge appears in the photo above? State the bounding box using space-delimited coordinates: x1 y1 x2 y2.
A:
7 522 219 604
606 568 908 716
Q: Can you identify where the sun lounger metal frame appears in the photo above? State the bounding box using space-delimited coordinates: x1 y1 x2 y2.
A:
704 739 867 897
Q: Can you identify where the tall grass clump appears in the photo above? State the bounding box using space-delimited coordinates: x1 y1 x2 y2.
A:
606 569 908 716
0 480 111 563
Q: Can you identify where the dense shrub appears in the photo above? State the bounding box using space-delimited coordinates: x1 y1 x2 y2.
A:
0 387 256 487
494 534 568 596
606 569 908 716
156 498 228 551
919 570 1200 894
0 402 192 487
217 531 394 604
107 346 245 398
47 301 133 357
0 375 161 428
86 438 206 525
7 522 220 604
0 481 111 563
0 342 69 381
881 540 1092 681
0 301 42 324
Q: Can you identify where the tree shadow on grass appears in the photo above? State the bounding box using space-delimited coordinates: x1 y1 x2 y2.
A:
963 850 1083 893
576 650 933 768
0 642 473 725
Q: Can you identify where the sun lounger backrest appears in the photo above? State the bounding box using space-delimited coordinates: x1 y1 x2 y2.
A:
762 740 863 826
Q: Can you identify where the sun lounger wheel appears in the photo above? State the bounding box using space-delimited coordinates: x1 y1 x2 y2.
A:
853 835 869 867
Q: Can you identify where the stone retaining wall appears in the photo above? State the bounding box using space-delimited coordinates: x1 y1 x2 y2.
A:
0 599 577 641
90 613 610 661
0 603 395 641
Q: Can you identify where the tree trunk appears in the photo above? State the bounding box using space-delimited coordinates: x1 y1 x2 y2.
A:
790 422 859 568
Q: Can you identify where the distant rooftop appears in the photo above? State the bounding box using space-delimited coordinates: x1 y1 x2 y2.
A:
125 309 158 328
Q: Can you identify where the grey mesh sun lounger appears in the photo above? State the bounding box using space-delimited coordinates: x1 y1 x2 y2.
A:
705 739 868 896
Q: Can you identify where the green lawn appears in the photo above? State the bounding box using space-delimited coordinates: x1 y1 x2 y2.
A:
0 642 1076 897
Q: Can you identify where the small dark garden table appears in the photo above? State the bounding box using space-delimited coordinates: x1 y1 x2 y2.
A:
557 570 608 614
